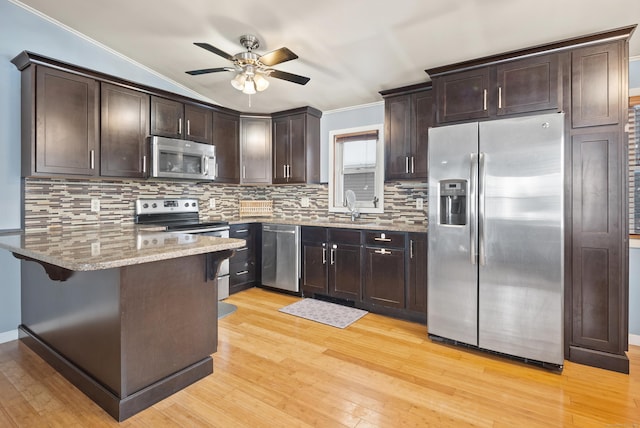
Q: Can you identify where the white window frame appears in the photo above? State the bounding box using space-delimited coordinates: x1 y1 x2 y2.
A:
328 124 384 214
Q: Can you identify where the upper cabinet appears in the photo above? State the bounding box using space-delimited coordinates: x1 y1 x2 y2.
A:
430 53 560 124
212 111 240 183
381 84 433 180
19 64 100 177
271 107 322 184
100 83 149 178
240 116 272 184
150 96 212 144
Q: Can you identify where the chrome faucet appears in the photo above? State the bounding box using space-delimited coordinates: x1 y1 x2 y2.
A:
349 209 360 222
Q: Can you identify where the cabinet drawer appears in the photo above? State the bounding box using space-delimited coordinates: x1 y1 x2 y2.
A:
302 226 327 243
365 231 406 248
328 228 361 245
229 246 252 264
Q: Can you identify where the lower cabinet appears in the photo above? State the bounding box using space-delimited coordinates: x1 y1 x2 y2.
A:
229 223 259 294
301 226 427 322
301 227 362 301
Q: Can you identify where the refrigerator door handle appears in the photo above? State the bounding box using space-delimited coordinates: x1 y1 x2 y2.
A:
469 153 478 265
478 152 486 266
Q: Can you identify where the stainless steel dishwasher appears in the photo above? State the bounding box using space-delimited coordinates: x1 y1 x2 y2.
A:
261 224 300 292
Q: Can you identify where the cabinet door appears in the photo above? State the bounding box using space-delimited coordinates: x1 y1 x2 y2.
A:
100 83 149 178
364 246 405 309
288 114 307 183
496 54 559 116
407 233 427 314
213 111 239 183
185 104 212 144
240 117 272 184
302 241 328 296
385 94 412 180
272 116 289 183
570 130 625 355
150 96 183 138
412 90 433 179
435 68 490 123
35 67 99 176
329 243 361 301
571 42 621 128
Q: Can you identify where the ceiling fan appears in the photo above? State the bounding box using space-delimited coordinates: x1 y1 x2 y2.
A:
186 35 310 94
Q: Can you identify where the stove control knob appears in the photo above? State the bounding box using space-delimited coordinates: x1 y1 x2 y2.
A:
185 202 189 207
152 203 157 208
191 202 196 207
143 203 149 209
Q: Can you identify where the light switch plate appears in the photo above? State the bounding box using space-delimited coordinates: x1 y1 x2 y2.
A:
209 198 216 209
416 198 424 210
91 199 100 213
301 197 310 208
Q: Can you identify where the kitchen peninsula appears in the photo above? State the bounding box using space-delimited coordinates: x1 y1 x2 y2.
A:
0 226 244 421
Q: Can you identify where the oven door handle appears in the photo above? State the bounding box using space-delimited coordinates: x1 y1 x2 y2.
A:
167 228 229 235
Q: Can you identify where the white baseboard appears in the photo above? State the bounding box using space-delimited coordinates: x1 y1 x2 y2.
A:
0 329 18 344
630 334 640 347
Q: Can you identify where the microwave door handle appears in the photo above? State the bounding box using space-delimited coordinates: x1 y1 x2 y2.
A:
203 155 209 176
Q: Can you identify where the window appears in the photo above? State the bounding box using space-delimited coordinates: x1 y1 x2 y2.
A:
630 98 640 234
328 125 384 215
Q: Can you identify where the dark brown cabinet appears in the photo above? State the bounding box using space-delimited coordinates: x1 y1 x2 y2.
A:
229 223 259 295
363 231 405 309
382 86 433 180
100 83 149 178
431 54 559 124
272 107 321 184
212 111 240 183
150 96 212 144
20 65 99 177
301 227 362 301
406 233 427 315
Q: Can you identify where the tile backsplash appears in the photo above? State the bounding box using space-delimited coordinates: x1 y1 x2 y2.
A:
23 178 428 231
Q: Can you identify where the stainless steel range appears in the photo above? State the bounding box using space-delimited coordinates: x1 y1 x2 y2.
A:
134 198 230 300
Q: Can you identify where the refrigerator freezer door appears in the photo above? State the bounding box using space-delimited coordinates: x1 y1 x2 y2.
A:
427 122 479 346
478 113 564 365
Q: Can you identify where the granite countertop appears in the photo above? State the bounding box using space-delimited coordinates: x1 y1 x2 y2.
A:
0 226 245 271
224 217 428 233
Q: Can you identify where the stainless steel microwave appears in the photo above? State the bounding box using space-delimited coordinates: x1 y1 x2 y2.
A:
150 136 217 181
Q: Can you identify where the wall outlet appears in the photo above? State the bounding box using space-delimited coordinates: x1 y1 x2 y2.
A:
91 199 100 213
209 198 216 209
301 197 310 208
91 242 101 257
416 198 424 210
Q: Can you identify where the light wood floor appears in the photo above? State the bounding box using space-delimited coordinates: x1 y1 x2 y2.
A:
0 287 639 427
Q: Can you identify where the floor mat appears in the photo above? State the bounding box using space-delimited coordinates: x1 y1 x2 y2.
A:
279 298 368 328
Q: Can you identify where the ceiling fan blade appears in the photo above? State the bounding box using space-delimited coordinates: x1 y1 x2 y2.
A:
259 47 298 66
193 42 234 61
269 69 310 85
186 67 234 75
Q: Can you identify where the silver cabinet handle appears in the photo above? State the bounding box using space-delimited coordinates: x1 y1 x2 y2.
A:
374 237 392 242
330 244 337 265
178 118 183 134
187 119 191 136
410 239 414 259
235 229 249 233
214 162 218 179
90 150 95 169
470 153 478 265
411 156 415 174
236 270 249 276
287 164 291 178
405 156 409 174
478 152 486 266
374 248 392 255
142 155 147 174
322 247 327 265
483 89 487 111
242 165 246 179
498 86 502 109
283 164 287 178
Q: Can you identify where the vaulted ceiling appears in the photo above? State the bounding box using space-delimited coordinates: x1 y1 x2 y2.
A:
14 0 640 113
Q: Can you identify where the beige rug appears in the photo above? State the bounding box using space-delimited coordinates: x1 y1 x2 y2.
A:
279 298 368 329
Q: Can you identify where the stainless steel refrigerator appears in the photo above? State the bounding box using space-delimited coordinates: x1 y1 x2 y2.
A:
427 113 564 368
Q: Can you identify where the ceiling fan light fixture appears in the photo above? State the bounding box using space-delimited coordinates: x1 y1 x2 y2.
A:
242 76 257 95
231 73 247 90
253 73 269 91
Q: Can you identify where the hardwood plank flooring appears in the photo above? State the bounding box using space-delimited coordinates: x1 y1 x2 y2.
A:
0 287 638 427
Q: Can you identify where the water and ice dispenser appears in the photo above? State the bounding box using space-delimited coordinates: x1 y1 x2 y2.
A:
439 180 467 226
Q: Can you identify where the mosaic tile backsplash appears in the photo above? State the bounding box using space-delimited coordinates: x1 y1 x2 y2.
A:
23 178 428 231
